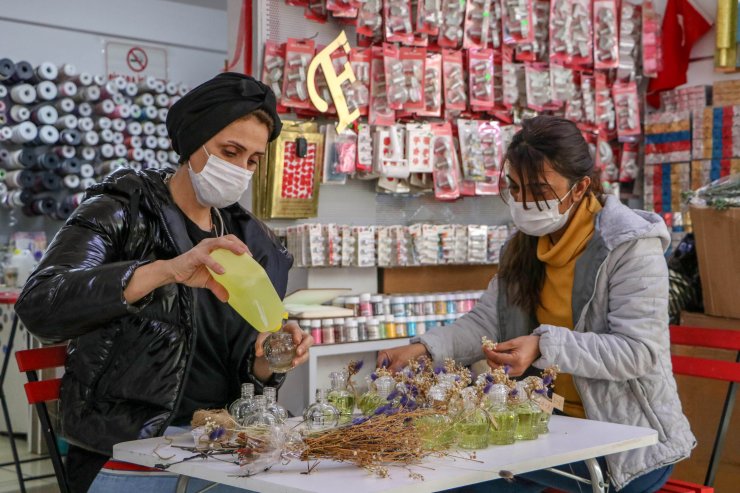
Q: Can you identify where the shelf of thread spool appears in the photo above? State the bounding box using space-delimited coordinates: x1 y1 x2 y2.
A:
0 58 186 219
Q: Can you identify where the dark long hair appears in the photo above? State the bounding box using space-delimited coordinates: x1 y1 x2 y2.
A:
498 116 604 314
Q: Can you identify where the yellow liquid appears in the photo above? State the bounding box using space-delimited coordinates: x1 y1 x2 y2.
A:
207 249 285 332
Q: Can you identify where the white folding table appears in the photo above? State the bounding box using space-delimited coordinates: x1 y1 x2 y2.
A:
113 415 658 493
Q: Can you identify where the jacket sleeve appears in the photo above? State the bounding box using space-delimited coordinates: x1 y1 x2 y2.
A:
533 237 670 381
413 277 501 366
15 194 152 343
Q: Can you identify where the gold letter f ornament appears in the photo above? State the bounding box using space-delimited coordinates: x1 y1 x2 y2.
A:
307 31 360 133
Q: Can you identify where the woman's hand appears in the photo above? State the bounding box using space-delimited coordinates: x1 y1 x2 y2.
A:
255 321 313 371
484 335 541 377
164 234 250 302
376 343 430 372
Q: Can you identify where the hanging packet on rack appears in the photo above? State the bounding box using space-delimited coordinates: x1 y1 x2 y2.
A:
502 0 534 45
282 38 315 110
369 46 395 126
619 142 639 182
304 1 329 23
417 53 443 117
595 71 615 135
618 2 641 81
525 63 552 111
594 0 619 70
515 0 549 62
468 48 495 111
550 64 575 107
357 0 383 38
321 124 348 185
487 0 504 50
400 47 426 113
406 123 433 173
383 44 407 110
458 119 487 182
262 41 287 113
569 0 593 68
384 0 414 45
430 122 461 201
463 0 492 50
356 122 374 173
417 0 443 36
439 0 466 48
442 49 467 112
348 48 371 116
374 125 409 179
613 81 641 142
327 0 357 17
502 59 526 108
642 1 662 78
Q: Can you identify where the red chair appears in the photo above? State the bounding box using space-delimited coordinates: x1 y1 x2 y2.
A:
657 325 740 493
15 345 70 493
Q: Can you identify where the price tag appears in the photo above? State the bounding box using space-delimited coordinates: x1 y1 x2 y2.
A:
551 393 565 411
533 395 554 415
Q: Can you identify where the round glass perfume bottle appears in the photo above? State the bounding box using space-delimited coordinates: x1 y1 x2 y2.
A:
229 382 254 423
358 375 394 416
303 388 340 431
414 384 454 450
243 395 279 427
454 390 490 450
512 382 540 441
262 330 296 373
486 384 518 445
327 370 355 420
264 386 288 424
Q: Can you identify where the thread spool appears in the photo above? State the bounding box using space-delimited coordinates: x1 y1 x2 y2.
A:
5 149 30 169
142 106 158 120
156 108 168 122
114 144 128 158
99 81 117 99
10 84 37 104
128 147 145 161
111 104 131 119
100 129 115 143
57 63 77 79
0 58 15 81
95 99 115 115
9 61 34 83
54 145 77 160
59 157 81 175
77 102 93 117
27 196 57 215
157 137 169 150
79 147 96 161
156 124 168 137
12 122 38 144
10 105 31 123
0 127 12 142
80 177 96 190
34 62 58 81
0 182 7 203
0 85 7 98
36 152 60 170
156 150 169 163
142 121 156 136
55 114 78 131
169 151 179 164
143 149 156 161
34 125 60 146
6 189 33 207
79 163 95 178
111 118 126 132
59 128 82 145
55 97 76 114
35 80 58 101
77 117 94 132
95 116 112 130
57 81 78 98
73 73 93 86
138 77 157 92
38 172 62 191
125 135 142 148
155 93 170 107
63 173 80 190
76 86 100 102
128 105 142 120
68 192 85 207
97 159 125 175
5 169 36 188
127 121 142 136
124 82 138 97
31 105 59 125
99 143 115 159
93 74 106 86
112 132 124 145
54 201 75 220
144 135 158 149
136 93 155 106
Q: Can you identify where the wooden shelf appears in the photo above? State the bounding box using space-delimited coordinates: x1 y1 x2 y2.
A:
379 264 498 294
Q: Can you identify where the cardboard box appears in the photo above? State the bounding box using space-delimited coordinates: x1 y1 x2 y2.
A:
680 311 740 330
690 205 740 319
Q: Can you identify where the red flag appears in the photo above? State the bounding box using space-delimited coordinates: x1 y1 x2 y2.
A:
647 0 713 107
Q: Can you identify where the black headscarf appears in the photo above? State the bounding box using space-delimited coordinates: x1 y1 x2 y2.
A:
166 72 282 162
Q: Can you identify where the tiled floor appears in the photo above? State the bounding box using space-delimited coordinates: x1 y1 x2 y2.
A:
0 435 59 493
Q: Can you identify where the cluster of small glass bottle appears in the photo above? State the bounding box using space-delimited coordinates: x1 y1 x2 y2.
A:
296 290 486 345
228 383 288 427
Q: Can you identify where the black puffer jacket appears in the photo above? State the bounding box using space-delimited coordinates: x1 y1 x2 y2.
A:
15 168 293 455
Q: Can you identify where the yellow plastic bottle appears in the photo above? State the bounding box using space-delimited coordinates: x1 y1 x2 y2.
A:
207 249 285 332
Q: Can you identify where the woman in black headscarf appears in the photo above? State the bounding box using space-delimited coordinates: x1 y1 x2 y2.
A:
16 73 312 493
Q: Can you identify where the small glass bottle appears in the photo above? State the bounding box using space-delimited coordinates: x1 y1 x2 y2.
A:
346 318 360 342
310 319 322 345
327 370 355 420
262 331 296 373
512 382 540 441
357 316 368 341
416 316 426 335
487 384 518 445
405 296 417 317
385 315 397 338
345 296 360 317
412 295 425 316
406 316 417 337
433 294 447 315
229 383 254 423
358 375 395 416
359 293 373 317
423 295 435 316
382 297 391 318
243 395 278 427
303 388 340 431
446 294 457 315
414 384 454 450
264 386 288 424
390 296 406 317
371 294 385 316
394 316 407 338
366 318 380 340
333 318 346 344
454 392 490 450
321 318 335 344
455 293 467 313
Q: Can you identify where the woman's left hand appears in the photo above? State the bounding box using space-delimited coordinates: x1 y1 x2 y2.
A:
255 321 313 370
484 335 541 377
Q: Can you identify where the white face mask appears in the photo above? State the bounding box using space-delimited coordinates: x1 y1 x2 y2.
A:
188 146 253 209
508 185 577 237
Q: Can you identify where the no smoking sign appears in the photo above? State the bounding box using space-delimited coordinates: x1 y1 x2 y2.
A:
106 42 167 81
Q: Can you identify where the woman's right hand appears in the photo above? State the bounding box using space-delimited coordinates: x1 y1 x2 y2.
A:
376 343 431 372
164 234 250 302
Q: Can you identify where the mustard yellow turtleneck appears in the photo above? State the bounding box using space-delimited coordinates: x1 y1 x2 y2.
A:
536 193 602 418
